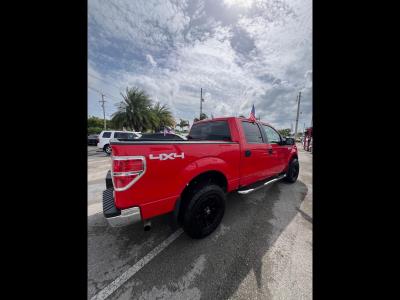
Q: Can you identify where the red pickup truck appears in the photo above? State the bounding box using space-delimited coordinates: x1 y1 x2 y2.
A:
103 117 299 238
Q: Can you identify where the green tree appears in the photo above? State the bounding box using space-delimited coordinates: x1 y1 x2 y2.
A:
88 116 103 127
151 102 174 132
278 128 291 137
107 118 122 130
193 113 208 123
111 87 155 132
176 119 189 131
88 116 104 134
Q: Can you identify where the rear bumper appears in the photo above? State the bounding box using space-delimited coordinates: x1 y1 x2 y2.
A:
102 176 142 227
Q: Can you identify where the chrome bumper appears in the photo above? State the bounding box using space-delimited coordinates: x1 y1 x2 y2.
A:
103 188 142 227
106 206 142 227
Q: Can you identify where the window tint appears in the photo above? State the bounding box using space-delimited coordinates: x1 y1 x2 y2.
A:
162 134 180 140
114 132 135 140
102 132 111 138
241 121 263 143
137 133 179 140
262 125 281 144
188 121 231 141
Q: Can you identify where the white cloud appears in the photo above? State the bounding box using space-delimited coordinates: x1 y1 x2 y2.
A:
145 54 157 67
88 0 312 129
223 0 254 9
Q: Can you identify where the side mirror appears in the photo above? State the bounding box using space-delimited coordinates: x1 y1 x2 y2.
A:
285 138 295 145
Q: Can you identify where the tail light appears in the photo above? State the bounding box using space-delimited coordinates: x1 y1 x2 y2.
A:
111 156 146 191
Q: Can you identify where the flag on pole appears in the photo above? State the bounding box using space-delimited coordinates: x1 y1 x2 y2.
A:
163 126 175 136
249 104 256 122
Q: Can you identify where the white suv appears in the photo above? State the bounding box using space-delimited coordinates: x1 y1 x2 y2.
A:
97 130 141 155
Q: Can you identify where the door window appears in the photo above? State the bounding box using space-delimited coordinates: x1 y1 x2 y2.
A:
241 121 263 143
262 125 281 144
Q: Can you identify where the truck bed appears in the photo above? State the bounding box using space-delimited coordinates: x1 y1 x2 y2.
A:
110 139 241 219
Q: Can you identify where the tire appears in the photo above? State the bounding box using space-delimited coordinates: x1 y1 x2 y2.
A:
103 144 111 155
182 184 225 239
284 158 299 183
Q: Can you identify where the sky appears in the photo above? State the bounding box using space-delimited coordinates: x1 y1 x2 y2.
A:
88 0 312 130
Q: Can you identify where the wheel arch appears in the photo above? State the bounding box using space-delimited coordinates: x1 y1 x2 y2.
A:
174 170 228 224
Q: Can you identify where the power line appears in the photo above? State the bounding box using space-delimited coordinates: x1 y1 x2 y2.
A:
88 86 122 123
88 85 121 101
88 73 123 92
88 86 103 95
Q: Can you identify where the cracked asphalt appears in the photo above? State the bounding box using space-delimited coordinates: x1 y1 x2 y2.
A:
88 144 312 300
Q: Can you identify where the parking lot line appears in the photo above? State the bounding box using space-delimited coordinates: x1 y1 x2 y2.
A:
90 228 184 300
88 158 110 164
88 203 103 216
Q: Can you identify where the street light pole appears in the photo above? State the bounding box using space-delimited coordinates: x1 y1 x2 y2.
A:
200 88 204 119
99 93 107 130
294 91 301 141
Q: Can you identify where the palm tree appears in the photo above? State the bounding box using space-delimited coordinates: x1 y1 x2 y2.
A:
151 102 174 132
111 87 154 132
194 113 208 123
177 119 189 131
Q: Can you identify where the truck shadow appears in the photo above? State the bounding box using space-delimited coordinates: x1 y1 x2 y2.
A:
178 179 310 299
87 179 310 299
212 181 312 299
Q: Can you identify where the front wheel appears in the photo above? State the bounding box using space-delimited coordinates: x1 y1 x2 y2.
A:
284 158 299 183
182 184 225 239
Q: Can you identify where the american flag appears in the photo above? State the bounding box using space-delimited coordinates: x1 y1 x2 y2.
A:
163 126 174 136
249 104 256 121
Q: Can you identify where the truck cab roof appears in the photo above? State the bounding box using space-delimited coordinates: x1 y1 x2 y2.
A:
194 117 274 130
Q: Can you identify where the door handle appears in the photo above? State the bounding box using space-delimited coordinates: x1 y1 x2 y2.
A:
268 148 273 155
245 150 251 157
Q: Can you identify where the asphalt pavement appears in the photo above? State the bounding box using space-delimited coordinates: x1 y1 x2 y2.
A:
87 144 312 300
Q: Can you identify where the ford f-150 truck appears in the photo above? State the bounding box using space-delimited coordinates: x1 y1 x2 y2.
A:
102 117 299 238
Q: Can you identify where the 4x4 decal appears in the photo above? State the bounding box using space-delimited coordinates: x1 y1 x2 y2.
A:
149 153 185 160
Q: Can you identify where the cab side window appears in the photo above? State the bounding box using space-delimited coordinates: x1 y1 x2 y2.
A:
262 125 281 144
241 121 264 143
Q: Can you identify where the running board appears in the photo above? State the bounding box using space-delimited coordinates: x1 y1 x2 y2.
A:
237 174 286 195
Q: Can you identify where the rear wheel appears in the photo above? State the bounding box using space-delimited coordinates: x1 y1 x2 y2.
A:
182 184 225 239
284 158 299 183
103 144 111 155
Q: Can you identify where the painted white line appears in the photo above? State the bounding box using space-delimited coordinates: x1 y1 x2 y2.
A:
88 158 110 164
90 228 184 300
88 203 103 216
88 170 110 182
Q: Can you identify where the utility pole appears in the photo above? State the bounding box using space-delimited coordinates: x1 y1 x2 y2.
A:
200 88 204 119
99 93 107 130
294 91 301 140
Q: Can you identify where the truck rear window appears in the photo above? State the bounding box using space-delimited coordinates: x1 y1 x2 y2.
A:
188 121 231 141
114 132 136 140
